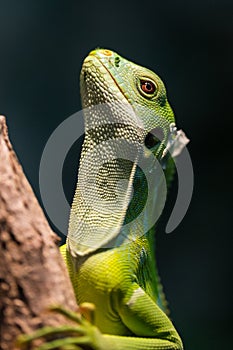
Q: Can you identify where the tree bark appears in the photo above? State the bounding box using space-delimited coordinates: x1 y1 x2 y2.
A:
0 116 77 350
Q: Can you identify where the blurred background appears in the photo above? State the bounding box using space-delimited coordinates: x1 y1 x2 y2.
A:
0 1 232 349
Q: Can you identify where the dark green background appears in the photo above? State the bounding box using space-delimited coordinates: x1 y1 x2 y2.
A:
0 1 232 349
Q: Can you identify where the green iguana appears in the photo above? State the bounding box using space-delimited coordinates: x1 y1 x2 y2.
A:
18 49 186 350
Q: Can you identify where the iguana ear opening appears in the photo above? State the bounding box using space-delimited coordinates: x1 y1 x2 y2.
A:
144 127 164 149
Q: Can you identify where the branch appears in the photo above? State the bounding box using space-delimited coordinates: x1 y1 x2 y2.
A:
0 116 77 350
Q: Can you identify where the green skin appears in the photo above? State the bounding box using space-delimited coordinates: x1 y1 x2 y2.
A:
18 49 183 350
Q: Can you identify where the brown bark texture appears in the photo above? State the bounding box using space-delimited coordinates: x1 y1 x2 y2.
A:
0 116 77 349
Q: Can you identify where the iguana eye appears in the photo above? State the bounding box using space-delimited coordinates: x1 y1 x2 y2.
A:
137 78 157 98
140 80 156 94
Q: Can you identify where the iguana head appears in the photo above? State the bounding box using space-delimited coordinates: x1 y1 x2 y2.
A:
80 48 176 159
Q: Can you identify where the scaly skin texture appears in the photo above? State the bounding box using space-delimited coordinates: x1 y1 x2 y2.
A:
60 49 183 349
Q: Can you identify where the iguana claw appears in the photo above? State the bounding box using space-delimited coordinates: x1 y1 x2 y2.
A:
16 304 103 350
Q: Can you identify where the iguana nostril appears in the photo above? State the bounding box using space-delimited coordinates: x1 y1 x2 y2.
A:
114 56 121 67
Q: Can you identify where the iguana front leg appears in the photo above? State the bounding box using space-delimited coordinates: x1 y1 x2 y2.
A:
107 283 182 349
17 296 182 350
17 283 182 350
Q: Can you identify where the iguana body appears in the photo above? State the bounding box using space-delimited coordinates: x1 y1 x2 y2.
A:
60 49 183 349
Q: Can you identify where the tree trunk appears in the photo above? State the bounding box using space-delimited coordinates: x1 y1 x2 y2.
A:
0 116 77 350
